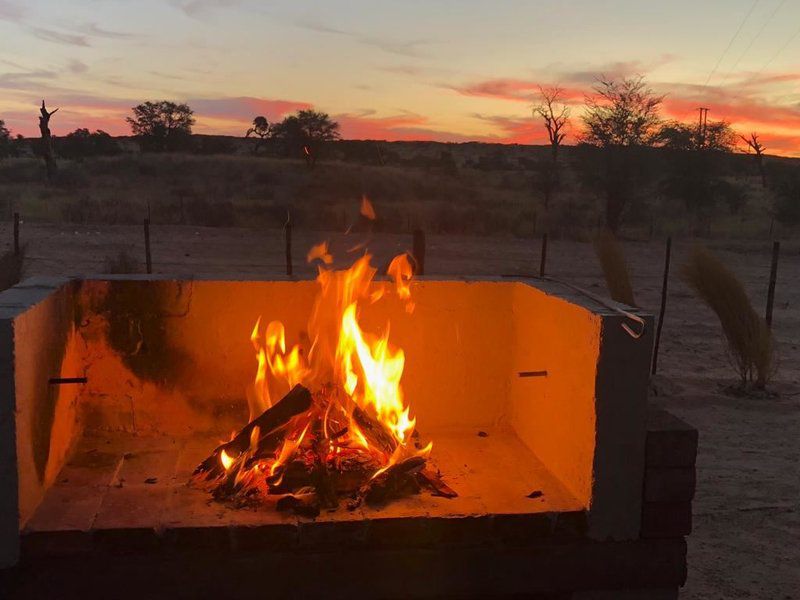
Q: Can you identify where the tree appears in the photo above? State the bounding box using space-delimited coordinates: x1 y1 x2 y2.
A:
126 101 195 151
532 86 570 209
533 86 570 161
245 116 270 154
740 132 767 188
271 109 340 163
0 120 11 159
657 120 736 152
57 128 120 159
579 76 664 232
38 100 59 180
581 76 664 147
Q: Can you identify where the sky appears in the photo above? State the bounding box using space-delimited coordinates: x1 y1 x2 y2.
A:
1 0 799 156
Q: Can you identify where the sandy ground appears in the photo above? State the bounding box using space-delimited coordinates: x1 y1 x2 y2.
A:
2 221 798 599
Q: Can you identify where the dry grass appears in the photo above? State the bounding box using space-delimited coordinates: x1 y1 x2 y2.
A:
102 249 142 274
682 245 774 389
0 246 24 292
593 230 636 306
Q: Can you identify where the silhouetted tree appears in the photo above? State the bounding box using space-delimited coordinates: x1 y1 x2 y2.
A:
533 86 570 161
532 86 570 209
126 101 195 152
0 120 10 159
658 120 736 152
769 162 800 225
38 100 58 180
580 76 664 232
271 109 340 162
582 76 663 147
58 128 120 159
740 132 767 188
245 116 270 154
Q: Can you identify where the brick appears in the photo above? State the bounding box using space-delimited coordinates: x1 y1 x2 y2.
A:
641 502 692 539
573 589 678 600
0 287 58 309
644 467 695 502
646 408 698 467
492 512 556 545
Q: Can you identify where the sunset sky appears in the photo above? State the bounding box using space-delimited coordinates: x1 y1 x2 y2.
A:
1 0 799 155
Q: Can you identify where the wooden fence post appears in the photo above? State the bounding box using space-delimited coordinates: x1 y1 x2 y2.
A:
412 229 426 275
143 218 152 274
13 212 19 256
539 233 548 277
765 241 780 329
285 213 293 276
652 237 672 375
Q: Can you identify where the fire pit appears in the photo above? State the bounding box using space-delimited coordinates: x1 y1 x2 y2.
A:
0 262 696 598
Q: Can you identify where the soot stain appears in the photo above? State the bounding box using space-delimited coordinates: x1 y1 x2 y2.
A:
100 280 192 389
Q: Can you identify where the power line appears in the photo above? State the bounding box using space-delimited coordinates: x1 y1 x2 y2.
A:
751 21 800 80
674 0 762 124
719 0 789 87
702 0 762 87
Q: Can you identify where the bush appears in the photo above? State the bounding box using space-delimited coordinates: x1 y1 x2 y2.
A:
593 230 635 306
682 246 774 389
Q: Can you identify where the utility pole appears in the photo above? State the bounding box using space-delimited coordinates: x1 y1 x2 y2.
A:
696 107 709 149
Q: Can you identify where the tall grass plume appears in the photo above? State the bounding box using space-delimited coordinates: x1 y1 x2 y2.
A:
682 246 774 389
594 230 635 306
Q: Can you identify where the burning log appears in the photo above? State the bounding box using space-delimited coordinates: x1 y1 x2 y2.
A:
349 455 426 509
276 488 320 518
418 467 458 499
352 405 397 456
194 384 313 478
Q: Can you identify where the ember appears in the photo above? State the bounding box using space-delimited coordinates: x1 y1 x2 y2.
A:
193 235 451 514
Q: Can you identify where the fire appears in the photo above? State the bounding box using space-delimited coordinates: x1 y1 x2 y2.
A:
195 211 440 512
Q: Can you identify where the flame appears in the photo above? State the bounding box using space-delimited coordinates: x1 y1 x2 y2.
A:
220 449 235 471
360 195 376 220
233 224 425 494
307 242 333 265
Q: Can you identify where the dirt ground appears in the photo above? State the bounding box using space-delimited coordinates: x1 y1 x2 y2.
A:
2 221 798 599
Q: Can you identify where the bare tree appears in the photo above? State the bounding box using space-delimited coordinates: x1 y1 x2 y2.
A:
38 100 58 181
531 86 571 210
740 132 767 188
533 86 570 161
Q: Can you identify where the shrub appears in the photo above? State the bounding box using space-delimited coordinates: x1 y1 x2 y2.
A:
682 246 774 389
593 230 635 306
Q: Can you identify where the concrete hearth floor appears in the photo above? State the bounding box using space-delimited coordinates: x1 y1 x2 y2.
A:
22 427 586 554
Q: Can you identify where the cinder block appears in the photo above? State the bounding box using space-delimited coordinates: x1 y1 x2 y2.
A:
0 287 59 309
646 408 698 467
14 276 72 290
641 502 692 539
644 467 696 503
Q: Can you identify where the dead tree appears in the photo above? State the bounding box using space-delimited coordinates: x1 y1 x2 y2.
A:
740 132 766 188
38 100 58 181
533 86 570 162
532 86 570 209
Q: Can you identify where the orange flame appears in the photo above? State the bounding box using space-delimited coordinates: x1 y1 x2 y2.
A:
360 195 376 220
241 223 425 488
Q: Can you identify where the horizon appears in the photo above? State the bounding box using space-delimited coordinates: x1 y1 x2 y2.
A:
1 0 800 156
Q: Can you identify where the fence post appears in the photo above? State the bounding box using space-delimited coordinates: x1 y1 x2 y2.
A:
539 233 548 277
285 213 293 276
765 241 780 329
143 218 152 274
652 237 672 375
412 229 426 276
13 212 19 256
